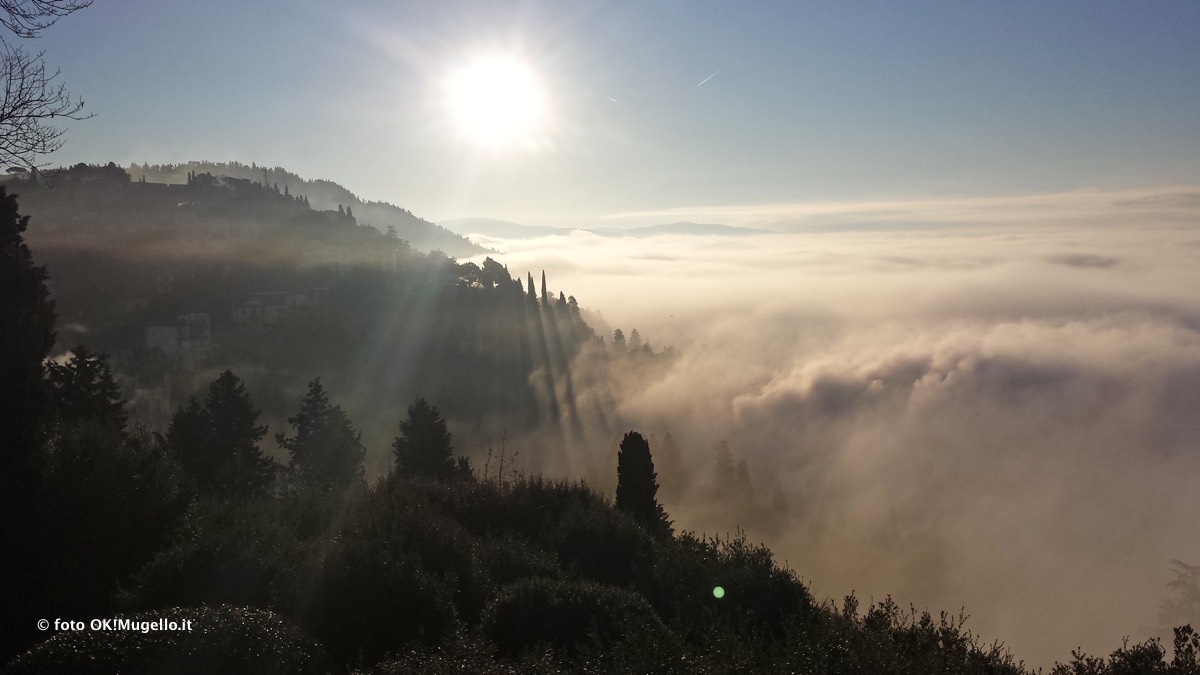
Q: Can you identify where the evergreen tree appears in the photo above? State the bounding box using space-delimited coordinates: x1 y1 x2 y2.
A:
166 395 209 486
612 329 626 355
277 379 364 489
628 329 643 351
169 370 273 498
346 205 353 219
392 397 455 479
615 431 672 538
45 346 126 431
0 186 56 661
386 224 398 239
540 270 548 305
0 186 55 494
527 272 536 302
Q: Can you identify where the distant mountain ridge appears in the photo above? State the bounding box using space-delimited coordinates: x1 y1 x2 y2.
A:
130 161 487 257
440 218 772 239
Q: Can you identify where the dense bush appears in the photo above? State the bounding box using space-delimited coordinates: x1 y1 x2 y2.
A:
552 502 657 586
1050 624 1199 675
118 489 347 612
303 536 458 665
483 577 668 658
7 606 331 675
641 530 816 639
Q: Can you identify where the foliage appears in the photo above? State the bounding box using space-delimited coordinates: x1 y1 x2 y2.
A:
6 605 332 675
167 370 275 498
392 396 456 479
552 502 656 587
1162 560 1200 632
615 430 673 539
0 185 54 486
483 577 667 658
1050 625 1199 675
277 378 364 489
44 345 126 430
12 421 187 662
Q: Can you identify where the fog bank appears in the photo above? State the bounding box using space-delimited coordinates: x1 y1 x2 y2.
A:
470 193 1200 666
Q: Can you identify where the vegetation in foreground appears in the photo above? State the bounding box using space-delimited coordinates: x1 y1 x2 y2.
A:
3 184 1197 673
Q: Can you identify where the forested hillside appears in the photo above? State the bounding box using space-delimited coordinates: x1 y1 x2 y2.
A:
2 170 1197 674
125 160 487 256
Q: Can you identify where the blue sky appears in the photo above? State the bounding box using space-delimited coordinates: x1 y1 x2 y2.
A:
29 1 1200 227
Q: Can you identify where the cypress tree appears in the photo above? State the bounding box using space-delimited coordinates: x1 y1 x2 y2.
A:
615 431 672 538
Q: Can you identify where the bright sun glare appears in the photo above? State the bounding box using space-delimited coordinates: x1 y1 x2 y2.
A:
446 56 545 150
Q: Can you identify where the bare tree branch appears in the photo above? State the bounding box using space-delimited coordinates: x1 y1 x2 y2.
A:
0 0 92 168
0 44 90 168
0 0 90 39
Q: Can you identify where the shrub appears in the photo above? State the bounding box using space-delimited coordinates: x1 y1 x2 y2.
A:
483 577 668 658
553 503 657 587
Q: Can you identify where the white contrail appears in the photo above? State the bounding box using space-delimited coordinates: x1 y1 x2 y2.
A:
697 69 721 87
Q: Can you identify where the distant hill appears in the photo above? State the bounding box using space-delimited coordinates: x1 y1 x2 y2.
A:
440 218 772 239
129 161 487 257
440 217 572 239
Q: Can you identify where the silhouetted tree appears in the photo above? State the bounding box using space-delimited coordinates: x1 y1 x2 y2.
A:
1160 559 1200 631
527 272 536 302
0 186 54 495
612 329 626 355
0 185 55 660
44 345 126 431
345 205 353 220
277 378 364 489
386 224 398 239
540 270 548 305
628 329 642 352
477 257 509 291
168 370 273 498
615 431 672 538
392 397 455 479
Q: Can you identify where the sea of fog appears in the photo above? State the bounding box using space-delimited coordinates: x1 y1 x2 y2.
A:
463 196 1200 667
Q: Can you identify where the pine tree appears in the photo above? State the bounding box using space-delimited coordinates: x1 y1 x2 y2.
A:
540 270 548 305
527 272 536 302
392 397 455 479
168 370 274 498
45 346 126 431
277 379 364 489
615 431 672 538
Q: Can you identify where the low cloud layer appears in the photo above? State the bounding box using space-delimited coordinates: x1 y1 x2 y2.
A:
474 195 1200 666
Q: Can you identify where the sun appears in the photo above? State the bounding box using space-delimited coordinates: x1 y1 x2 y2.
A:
445 56 546 150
